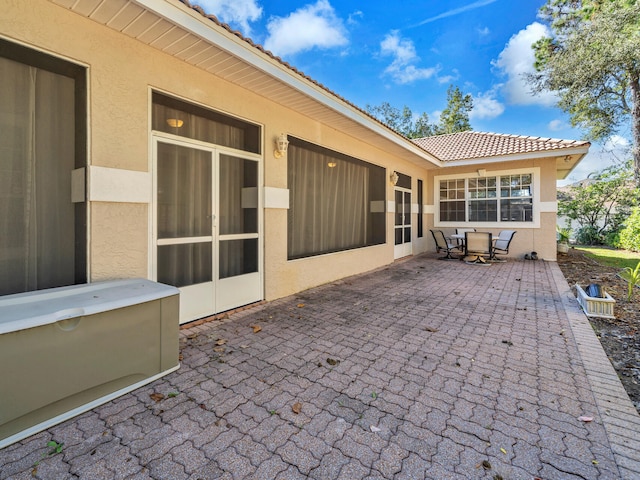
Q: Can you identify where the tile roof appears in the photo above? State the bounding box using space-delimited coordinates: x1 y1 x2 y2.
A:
180 2 589 165
412 131 590 162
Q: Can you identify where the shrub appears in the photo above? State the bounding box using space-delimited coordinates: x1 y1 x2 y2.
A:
576 225 602 245
619 207 640 252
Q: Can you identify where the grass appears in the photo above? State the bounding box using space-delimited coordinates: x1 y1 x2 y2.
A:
575 246 640 269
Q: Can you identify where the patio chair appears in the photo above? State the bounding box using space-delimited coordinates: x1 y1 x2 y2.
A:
491 230 516 261
430 229 462 260
464 231 493 264
455 227 476 246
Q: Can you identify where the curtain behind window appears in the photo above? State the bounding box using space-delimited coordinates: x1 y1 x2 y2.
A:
288 144 369 258
0 57 76 295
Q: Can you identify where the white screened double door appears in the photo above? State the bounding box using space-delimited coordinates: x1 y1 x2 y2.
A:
153 137 262 323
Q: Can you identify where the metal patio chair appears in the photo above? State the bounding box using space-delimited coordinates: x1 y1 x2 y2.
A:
430 229 462 260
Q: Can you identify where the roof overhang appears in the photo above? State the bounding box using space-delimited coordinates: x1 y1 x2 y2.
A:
443 146 591 179
51 0 442 169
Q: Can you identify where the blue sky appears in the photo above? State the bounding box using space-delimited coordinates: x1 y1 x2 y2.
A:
196 0 630 184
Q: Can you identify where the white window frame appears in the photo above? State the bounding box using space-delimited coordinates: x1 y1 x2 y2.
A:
434 167 541 228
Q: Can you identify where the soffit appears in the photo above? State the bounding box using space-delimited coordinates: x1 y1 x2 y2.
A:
49 0 441 168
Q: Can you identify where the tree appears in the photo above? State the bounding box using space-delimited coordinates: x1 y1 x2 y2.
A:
558 162 639 244
365 102 435 138
365 85 473 138
529 0 640 186
434 85 473 135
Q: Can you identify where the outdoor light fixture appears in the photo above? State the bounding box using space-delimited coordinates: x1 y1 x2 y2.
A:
477 168 486 177
564 155 572 163
166 118 184 128
390 171 399 186
327 161 337 168
274 133 289 158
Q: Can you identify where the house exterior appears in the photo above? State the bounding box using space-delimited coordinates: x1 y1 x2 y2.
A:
1 0 590 324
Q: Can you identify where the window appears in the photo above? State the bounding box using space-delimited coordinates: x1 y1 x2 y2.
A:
287 138 386 259
152 92 261 154
0 40 87 296
439 179 466 222
436 170 536 225
417 179 423 238
500 174 533 222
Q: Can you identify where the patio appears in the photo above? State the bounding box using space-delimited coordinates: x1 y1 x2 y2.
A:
1 254 639 479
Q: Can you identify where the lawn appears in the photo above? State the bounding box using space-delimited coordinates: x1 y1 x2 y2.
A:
575 246 640 269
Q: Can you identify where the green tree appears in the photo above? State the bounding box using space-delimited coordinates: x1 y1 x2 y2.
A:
619 207 640 251
366 85 473 138
365 102 435 138
558 162 639 244
529 0 640 186
433 85 473 135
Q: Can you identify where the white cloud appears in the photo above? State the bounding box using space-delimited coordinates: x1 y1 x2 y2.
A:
603 135 630 150
548 119 566 131
196 0 262 36
263 0 348 57
415 0 498 26
380 31 439 84
493 22 557 107
437 69 460 84
469 90 504 120
477 26 490 36
347 10 363 25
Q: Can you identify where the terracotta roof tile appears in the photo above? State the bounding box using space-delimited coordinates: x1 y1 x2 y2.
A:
412 131 590 161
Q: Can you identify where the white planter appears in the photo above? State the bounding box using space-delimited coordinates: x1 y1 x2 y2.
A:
575 284 615 319
557 242 569 254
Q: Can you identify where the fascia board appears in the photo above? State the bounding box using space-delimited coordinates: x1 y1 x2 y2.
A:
135 0 442 167
442 145 590 168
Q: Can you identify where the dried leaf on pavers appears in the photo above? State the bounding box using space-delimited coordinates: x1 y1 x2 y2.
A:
240 345 250 349
250 325 262 333
424 326 439 332
500 447 507 454
297 303 305 308
592 460 599 465
150 393 164 402
292 402 302 414
215 338 227 346
178 354 183 361
326 358 340 366
481 460 492 470
579 416 594 422
213 346 225 353
370 426 381 432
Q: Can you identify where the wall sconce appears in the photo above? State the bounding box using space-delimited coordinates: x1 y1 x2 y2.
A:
327 161 337 168
563 155 572 163
274 133 289 159
477 168 486 177
166 118 184 128
390 171 399 186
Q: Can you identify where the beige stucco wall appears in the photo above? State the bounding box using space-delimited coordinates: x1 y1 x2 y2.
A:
4 0 439 301
426 157 559 261
4 0 562 308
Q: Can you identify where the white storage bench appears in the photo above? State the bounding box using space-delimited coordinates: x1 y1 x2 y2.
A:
0 279 180 449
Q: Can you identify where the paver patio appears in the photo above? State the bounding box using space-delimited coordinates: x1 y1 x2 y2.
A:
1 254 639 479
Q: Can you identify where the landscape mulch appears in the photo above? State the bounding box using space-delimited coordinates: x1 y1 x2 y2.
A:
556 247 640 413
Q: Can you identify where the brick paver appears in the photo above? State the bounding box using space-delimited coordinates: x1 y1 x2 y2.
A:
2 255 639 479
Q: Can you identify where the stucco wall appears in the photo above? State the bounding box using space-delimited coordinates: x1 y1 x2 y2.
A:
4 0 439 302
4 0 562 309
426 157 559 261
